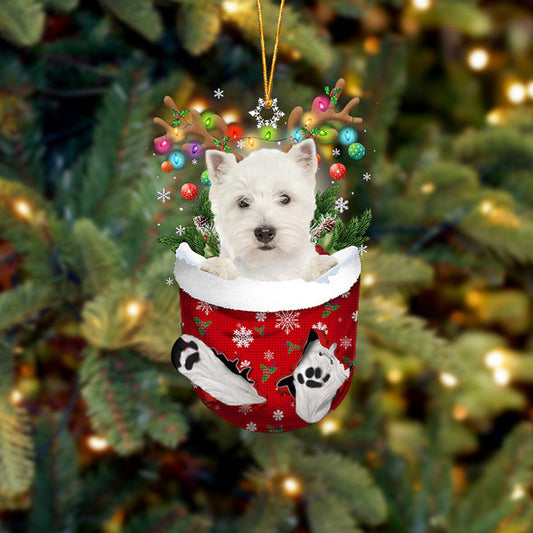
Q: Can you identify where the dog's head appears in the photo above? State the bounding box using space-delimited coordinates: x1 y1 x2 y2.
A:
205 138 318 264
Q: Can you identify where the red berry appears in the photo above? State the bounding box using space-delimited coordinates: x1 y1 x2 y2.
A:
329 162 346 180
181 182 198 200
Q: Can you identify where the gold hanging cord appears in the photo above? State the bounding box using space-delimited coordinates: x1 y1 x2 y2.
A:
256 0 286 109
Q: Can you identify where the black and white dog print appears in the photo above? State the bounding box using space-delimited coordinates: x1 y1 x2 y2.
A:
277 329 349 423
171 334 266 405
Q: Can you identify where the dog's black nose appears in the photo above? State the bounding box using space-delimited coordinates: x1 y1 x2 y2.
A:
254 226 276 243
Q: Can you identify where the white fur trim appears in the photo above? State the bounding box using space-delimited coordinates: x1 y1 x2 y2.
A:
174 243 361 312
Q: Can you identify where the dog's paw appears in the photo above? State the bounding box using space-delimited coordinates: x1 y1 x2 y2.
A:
200 257 238 280
297 366 331 388
302 255 338 281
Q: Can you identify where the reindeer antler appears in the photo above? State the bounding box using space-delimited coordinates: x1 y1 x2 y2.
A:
153 95 243 161
282 78 362 153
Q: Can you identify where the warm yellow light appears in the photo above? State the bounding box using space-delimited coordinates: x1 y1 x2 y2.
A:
528 81 533 99
125 300 143 318
10 389 23 405
387 369 403 384
440 372 458 388
452 405 468 421
510 484 526 501
14 199 32 220
222 111 239 124
190 99 207 113
420 182 435 194
484 349 505 369
493 367 510 386
486 109 503 125
465 290 484 308
248 138 255 147
363 273 376 287
507 82 526 104
320 418 340 435
467 48 489 71
87 435 109 451
222 0 241 14
282 476 302 496
412 0 431 10
480 200 494 214
363 37 381 55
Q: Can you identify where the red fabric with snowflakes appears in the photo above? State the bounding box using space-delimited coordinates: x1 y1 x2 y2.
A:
178 280 360 433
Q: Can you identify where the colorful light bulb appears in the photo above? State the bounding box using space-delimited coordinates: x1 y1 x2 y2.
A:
182 142 204 158
169 150 187 169
339 126 357 146
154 136 171 155
312 94 330 113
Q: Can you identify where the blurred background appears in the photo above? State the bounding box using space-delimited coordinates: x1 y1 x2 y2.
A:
1 0 532 531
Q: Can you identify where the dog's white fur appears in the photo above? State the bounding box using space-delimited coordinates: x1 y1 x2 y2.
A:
200 139 337 281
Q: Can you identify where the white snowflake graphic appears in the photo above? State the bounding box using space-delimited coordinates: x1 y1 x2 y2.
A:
341 290 351 298
157 187 171 203
192 159 198 165
237 139 246 149
264 350 274 361
340 336 352 349
352 311 358 322
275 311 300 335
249 97 285 129
196 300 214 316
165 278 173 286
272 410 284 421
335 197 349 213
332 148 341 157
246 421 257 431
175 225 186 235
232 326 254 348
239 405 253 415
312 321 328 335
255 312 267 322
240 360 251 369
214 88 224 99
363 172 372 181
358 245 368 255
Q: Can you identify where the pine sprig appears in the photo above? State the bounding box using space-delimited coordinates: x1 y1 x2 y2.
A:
314 183 341 221
158 226 205 255
191 188 214 223
332 208 372 250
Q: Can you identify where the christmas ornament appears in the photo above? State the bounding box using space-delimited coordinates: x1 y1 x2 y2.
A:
329 162 347 180
201 170 211 186
169 150 187 169
348 142 365 160
316 153 322 165
154 137 171 155
181 182 198 200
339 126 357 146
160 160 173 173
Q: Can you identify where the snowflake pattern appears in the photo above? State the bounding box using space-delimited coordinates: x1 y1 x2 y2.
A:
165 278 173 286
237 139 246 149
192 159 198 165
275 311 300 335
312 321 328 335
341 290 351 298
176 225 186 235
249 97 285 129
196 300 214 316
246 422 257 431
232 326 254 348
255 312 267 322
264 350 274 361
214 88 224 99
332 148 341 157
340 336 352 349
239 405 253 415
358 245 368 255
335 197 349 213
239 360 251 369
157 187 171 203
272 410 284 421
363 172 372 181
352 311 358 322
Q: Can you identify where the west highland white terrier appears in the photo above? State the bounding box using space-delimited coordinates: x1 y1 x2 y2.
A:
200 138 338 281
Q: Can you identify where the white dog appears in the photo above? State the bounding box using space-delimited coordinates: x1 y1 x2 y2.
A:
200 138 337 281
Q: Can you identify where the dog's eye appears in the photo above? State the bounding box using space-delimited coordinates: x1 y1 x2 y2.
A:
280 194 291 205
238 198 250 208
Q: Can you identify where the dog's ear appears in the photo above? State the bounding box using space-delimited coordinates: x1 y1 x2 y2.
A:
205 150 237 185
288 138 318 177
